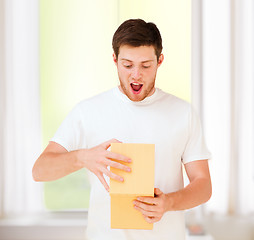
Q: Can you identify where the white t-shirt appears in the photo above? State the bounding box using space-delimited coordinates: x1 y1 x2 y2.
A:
51 87 211 240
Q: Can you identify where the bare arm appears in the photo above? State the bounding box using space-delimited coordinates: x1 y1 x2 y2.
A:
32 142 81 182
168 159 212 210
32 139 131 191
133 160 212 223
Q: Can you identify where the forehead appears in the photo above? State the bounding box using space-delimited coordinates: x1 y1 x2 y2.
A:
118 45 157 62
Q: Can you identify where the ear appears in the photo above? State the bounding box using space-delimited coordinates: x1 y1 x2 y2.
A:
157 54 164 67
113 53 117 65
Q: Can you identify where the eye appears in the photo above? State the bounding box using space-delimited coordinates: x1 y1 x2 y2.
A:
123 64 132 69
143 65 151 69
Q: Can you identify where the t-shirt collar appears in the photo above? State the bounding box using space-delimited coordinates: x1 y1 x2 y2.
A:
113 85 161 106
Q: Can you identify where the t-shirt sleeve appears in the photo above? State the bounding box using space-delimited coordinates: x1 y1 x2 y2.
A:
50 104 85 152
181 107 211 164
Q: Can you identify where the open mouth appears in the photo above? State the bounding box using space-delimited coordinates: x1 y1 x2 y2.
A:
130 83 143 94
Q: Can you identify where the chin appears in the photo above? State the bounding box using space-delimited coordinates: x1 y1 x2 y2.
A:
126 92 148 102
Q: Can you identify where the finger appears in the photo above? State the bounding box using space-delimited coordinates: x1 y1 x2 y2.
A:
144 216 161 224
102 139 122 150
134 205 156 217
96 173 109 192
105 159 131 172
154 188 163 196
106 151 131 163
136 196 157 205
133 200 156 212
101 167 124 182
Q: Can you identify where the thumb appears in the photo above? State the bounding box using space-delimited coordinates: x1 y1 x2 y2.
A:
103 138 122 150
154 188 163 196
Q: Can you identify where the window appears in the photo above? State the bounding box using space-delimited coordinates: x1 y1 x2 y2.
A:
40 0 191 210
40 0 119 210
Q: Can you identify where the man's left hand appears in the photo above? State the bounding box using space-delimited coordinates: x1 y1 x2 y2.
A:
133 188 171 223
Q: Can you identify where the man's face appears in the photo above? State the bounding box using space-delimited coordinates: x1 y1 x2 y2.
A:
113 45 164 102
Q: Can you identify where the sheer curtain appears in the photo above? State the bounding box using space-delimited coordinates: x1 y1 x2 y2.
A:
201 0 254 215
0 0 43 217
232 0 254 214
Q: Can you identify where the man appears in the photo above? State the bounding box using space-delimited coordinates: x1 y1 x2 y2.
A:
33 19 212 240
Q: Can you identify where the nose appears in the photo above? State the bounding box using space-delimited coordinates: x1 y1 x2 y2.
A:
131 67 142 80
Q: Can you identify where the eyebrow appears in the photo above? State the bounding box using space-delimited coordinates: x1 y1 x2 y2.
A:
120 58 155 63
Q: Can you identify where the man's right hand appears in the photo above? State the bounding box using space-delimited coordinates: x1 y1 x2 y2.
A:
77 139 131 191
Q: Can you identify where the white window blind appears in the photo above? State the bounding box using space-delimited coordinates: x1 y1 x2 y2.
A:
202 0 254 215
0 0 43 217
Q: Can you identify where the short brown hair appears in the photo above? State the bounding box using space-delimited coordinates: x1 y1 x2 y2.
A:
112 19 163 61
